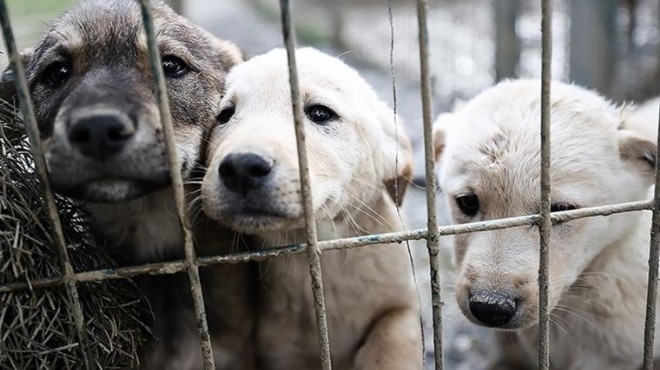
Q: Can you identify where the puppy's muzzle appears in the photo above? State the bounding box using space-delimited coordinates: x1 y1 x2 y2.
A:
219 153 273 196
468 290 517 327
68 111 135 162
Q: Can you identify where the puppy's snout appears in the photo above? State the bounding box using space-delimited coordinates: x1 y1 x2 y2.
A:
468 290 517 327
68 113 134 161
219 153 273 196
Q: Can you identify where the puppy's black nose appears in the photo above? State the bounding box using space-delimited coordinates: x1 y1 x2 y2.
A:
68 114 134 161
219 153 272 196
468 291 517 327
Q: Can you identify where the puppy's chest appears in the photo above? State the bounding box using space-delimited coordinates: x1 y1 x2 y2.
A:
258 251 377 316
88 192 183 263
516 288 650 370
256 252 378 363
129 211 182 258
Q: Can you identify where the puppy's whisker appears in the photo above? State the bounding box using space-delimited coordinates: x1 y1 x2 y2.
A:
344 194 394 230
552 306 601 332
327 197 365 236
548 313 569 335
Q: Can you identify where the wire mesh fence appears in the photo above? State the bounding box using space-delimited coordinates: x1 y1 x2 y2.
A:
0 0 658 370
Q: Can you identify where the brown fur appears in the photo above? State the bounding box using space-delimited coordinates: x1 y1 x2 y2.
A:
0 1 252 369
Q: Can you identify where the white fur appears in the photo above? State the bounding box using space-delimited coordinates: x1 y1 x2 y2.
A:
628 97 660 141
202 47 422 370
434 79 659 369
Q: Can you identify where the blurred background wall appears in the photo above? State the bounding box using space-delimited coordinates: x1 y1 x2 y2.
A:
2 0 657 105
249 0 658 104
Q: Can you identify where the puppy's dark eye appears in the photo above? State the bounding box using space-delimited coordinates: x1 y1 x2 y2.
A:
305 104 338 124
41 61 72 88
455 194 479 217
162 55 189 78
550 203 577 213
217 106 235 125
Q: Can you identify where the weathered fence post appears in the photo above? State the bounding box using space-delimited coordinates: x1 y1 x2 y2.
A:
569 0 618 95
494 0 520 81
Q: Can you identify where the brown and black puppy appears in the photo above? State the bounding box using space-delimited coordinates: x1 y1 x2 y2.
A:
1 1 252 369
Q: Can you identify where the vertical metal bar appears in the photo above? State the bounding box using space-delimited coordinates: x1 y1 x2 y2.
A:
416 0 443 368
137 2 215 369
278 1 332 369
642 97 660 369
0 2 93 368
538 0 553 368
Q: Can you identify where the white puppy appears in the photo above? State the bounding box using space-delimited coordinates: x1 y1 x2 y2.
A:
433 79 659 370
201 47 423 370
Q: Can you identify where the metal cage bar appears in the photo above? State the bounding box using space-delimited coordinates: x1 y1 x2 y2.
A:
0 199 653 293
642 79 660 370
416 0 444 368
538 0 553 368
0 2 93 368
277 1 333 369
136 2 215 369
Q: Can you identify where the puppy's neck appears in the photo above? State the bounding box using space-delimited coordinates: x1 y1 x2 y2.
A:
254 189 404 248
582 210 650 274
87 187 184 264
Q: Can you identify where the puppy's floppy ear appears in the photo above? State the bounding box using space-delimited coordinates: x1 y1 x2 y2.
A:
618 129 657 185
0 48 33 105
432 113 455 162
377 104 413 206
208 37 245 66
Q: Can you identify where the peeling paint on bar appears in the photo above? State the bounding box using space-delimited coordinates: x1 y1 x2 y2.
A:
416 0 444 367
642 78 660 369
0 1 93 368
278 1 333 369
538 0 553 368
137 2 215 369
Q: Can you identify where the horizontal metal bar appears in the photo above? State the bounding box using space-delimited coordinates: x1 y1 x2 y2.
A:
0 199 652 294
0 261 188 292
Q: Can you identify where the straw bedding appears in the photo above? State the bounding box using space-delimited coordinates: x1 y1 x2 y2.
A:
0 102 151 369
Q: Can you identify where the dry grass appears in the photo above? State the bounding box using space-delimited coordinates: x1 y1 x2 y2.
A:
0 101 151 369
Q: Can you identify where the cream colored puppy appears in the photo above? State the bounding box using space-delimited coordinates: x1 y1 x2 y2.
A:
202 47 422 370
433 80 659 370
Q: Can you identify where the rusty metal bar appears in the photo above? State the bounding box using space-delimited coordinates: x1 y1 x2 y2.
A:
416 0 444 368
0 2 93 368
642 87 660 369
538 0 553 368
136 2 215 369
277 1 333 369
1 199 652 294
